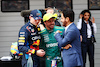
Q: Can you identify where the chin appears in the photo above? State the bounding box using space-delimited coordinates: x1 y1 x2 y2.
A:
51 27 54 29
50 26 54 30
63 24 66 27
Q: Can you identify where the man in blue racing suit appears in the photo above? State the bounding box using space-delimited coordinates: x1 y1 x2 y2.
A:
18 9 45 67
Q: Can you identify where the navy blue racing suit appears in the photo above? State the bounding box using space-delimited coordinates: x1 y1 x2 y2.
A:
18 22 41 67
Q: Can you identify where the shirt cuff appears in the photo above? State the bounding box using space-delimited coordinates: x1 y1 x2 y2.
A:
55 31 59 36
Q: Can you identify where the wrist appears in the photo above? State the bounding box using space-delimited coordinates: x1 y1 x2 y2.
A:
28 49 35 54
35 50 37 55
61 47 64 49
38 23 42 26
55 31 59 35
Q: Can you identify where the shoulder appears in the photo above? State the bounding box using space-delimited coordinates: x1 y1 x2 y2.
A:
20 22 30 32
40 28 46 34
54 26 65 30
21 22 29 28
68 24 78 31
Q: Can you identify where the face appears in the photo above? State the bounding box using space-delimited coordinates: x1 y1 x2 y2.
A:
30 16 41 26
61 13 66 27
83 12 90 21
46 9 54 14
44 18 55 30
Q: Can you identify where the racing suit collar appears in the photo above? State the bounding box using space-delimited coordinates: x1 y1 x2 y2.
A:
29 22 36 28
46 26 54 33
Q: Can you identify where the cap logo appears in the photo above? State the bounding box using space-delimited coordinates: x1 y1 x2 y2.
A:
30 14 33 16
37 13 40 16
35 17 38 20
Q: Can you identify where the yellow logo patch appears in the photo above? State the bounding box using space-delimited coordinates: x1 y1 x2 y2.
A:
19 37 25 40
18 40 25 43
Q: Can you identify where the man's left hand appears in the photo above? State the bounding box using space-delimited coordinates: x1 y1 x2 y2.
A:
63 44 72 50
55 30 62 35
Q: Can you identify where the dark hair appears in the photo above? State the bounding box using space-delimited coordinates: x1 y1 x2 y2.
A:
62 8 74 22
80 9 91 19
39 9 46 18
39 9 46 27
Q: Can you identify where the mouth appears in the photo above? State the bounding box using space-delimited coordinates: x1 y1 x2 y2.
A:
50 24 54 28
50 24 54 26
36 22 39 25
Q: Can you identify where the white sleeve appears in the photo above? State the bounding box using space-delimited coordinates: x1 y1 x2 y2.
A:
77 19 82 30
92 23 97 34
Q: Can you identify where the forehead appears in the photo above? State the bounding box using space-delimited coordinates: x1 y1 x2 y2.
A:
45 18 55 23
47 9 53 11
48 18 54 21
84 12 90 15
61 13 64 18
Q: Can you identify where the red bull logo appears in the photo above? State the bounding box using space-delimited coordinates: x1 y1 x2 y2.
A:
30 39 40 50
32 39 40 46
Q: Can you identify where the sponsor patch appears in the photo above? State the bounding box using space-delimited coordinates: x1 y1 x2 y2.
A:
18 40 25 43
32 39 40 46
37 28 40 31
31 36 41 40
28 27 31 29
46 43 58 48
20 32 25 34
31 29 34 32
19 43 24 45
20 35 25 37
19 37 25 40
31 33 36 35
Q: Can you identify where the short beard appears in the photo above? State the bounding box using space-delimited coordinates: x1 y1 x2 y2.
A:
63 21 67 27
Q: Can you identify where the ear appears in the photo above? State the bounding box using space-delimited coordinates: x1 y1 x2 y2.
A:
44 22 46 25
29 16 31 19
65 17 69 22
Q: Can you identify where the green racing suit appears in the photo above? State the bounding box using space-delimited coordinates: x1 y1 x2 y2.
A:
40 26 64 67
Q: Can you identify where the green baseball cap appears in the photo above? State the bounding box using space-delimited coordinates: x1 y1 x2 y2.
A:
43 13 57 22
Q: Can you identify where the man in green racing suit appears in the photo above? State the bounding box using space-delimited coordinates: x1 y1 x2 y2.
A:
39 13 64 67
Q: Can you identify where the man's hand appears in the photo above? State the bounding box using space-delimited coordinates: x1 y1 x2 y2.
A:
80 35 82 42
38 21 45 31
55 30 62 35
56 30 62 33
63 44 72 50
36 49 45 57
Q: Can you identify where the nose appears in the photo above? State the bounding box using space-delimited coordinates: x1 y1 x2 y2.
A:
51 21 55 24
38 19 41 22
36 19 41 22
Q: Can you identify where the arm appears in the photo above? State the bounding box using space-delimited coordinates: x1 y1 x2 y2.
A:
39 35 45 50
55 30 72 49
77 14 83 30
18 28 30 54
55 30 76 47
39 24 45 31
62 44 72 50
39 21 45 31
91 17 97 33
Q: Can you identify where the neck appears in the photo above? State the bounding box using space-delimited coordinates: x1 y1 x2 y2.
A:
46 27 52 30
30 21 37 26
66 22 72 27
